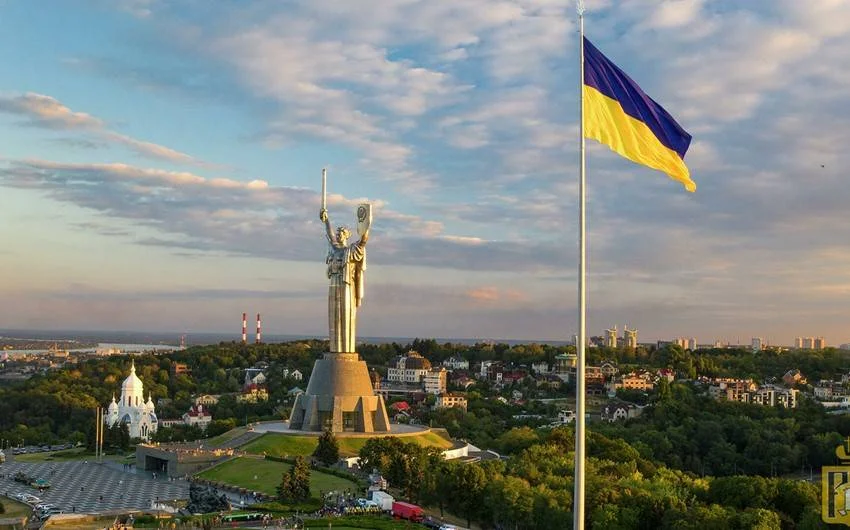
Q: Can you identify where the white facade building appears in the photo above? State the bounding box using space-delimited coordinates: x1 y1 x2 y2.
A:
424 367 447 395
105 361 158 441
442 356 470 371
387 351 432 383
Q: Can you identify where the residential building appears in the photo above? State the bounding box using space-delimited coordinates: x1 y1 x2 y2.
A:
708 378 758 402
387 351 432 383
617 372 654 391
237 384 269 403
436 393 468 411
478 360 497 379
423 367 447 395
600 361 619 379
290 369 303 381
752 337 764 352
752 385 798 408
783 369 806 387
601 401 643 422
182 404 213 430
656 368 675 383
815 337 827 350
442 356 470 371
554 353 577 382
531 361 550 375
170 363 191 377
795 337 804 349
796 337 825 350
604 326 618 348
622 326 638 348
193 394 220 406
672 337 697 350
244 368 266 387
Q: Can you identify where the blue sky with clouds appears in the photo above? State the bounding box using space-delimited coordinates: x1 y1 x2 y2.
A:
1 0 849 345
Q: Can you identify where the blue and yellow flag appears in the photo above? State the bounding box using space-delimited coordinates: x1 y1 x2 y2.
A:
583 37 695 192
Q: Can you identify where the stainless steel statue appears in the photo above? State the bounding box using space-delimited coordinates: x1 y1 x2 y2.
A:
319 169 372 353
288 169 390 433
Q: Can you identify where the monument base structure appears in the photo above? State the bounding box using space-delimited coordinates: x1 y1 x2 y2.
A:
289 352 390 433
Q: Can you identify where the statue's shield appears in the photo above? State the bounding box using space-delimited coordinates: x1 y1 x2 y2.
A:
357 203 372 237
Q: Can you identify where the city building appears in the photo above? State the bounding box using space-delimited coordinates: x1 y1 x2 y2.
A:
600 361 619 379
244 368 267 387
387 351 432 383
554 353 577 382
237 384 269 403
783 369 806 387
604 326 618 348
601 401 643 422
182 404 213 430
531 361 550 375
622 326 638 348
616 372 654 391
423 367 447 395
795 337 826 350
752 337 764 352
105 361 158 441
442 356 470 371
672 337 697 350
436 393 468 411
193 394 220 406
170 363 191 377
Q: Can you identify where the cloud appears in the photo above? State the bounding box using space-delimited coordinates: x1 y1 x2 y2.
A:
0 93 103 129
0 159 566 273
0 93 207 166
466 286 528 304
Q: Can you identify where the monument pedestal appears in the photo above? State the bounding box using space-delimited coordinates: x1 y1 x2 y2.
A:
289 352 390 433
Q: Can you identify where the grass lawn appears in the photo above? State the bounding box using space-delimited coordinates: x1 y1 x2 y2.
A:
242 431 455 459
204 426 248 447
197 457 358 497
14 448 134 463
241 433 318 457
0 496 32 519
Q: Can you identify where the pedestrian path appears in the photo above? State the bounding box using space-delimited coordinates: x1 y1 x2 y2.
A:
0 459 188 514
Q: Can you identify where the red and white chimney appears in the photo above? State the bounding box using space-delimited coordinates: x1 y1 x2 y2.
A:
256 313 262 344
241 312 247 344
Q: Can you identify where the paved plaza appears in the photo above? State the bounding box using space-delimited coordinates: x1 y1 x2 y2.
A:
0 458 189 514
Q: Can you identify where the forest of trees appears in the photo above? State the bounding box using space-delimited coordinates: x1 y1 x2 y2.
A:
358 431 825 529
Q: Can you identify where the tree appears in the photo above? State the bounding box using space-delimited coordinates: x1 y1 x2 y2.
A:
276 471 293 502
313 429 340 466
276 456 312 502
0 500 5 514
445 462 488 527
290 456 312 501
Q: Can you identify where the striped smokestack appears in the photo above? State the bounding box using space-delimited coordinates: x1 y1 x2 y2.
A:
256 313 262 344
242 312 247 344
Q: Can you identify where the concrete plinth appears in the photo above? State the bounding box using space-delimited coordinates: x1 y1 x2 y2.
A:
289 352 390 433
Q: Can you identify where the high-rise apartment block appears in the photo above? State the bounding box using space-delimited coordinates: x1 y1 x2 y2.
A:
796 337 826 350
604 326 618 348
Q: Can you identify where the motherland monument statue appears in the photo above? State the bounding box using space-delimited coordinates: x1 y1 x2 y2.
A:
288 169 391 433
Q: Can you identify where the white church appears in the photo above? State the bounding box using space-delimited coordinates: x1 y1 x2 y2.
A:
105 360 158 441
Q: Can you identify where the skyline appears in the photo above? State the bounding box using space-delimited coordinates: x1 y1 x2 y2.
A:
2 0 850 345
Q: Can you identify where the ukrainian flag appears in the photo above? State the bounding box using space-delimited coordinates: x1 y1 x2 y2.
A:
583 37 695 192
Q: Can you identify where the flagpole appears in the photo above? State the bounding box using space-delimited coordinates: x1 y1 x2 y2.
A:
574 1 587 529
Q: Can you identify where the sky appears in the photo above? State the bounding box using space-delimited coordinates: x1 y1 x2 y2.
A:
1 0 849 346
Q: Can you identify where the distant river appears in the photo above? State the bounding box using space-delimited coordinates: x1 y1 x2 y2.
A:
3 343 180 358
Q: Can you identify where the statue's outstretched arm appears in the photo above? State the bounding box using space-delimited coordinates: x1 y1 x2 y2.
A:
357 228 369 247
320 208 335 244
